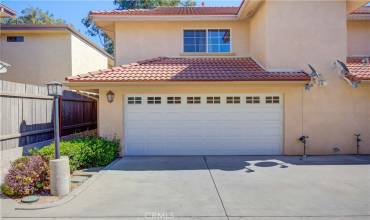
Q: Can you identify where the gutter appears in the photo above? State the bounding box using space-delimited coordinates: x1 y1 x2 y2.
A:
92 14 239 21
64 80 309 88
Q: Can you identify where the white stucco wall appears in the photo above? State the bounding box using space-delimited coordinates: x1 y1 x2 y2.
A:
114 20 250 65
347 20 370 56
70 34 109 76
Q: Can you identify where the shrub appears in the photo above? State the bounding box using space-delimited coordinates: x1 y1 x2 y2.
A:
1 156 49 198
30 136 119 172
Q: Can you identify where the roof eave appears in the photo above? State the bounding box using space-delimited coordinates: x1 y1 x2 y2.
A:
91 14 239 21
65 80 310 87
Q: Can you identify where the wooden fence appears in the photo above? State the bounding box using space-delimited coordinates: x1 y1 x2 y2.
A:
0 80 97 151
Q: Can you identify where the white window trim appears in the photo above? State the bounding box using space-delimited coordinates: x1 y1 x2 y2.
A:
182 28 233 54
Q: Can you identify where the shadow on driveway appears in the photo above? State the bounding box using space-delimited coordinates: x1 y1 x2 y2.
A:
106 155 370 171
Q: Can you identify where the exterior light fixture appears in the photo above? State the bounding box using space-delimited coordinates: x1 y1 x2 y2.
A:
106 90 115 103
298 135 309 158
304 83 313 92
46 81 63 159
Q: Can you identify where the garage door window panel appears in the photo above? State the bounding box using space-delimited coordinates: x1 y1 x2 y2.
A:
226 96 240 104
187 97 201 104
207 96 221 104
128 97 142 104
148 97 161 104
167 97 181 104
266 96 280 104
246 96 260 104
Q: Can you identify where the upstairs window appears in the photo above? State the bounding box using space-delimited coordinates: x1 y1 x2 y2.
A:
184 30 206 53
208 29 231 53
7 36 24 42
183 29 231 53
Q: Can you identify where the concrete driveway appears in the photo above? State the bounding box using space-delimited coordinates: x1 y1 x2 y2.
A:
2 155 370 220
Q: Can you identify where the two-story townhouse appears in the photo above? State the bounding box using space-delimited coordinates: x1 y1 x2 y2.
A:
0 24 113 85
66 0 370 156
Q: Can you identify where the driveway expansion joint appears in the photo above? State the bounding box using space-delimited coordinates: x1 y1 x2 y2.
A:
203 156 229 220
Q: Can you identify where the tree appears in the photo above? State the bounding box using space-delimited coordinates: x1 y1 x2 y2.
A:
1 7 65 24
83 0 196 55
181 0 196 6
81 16 114 55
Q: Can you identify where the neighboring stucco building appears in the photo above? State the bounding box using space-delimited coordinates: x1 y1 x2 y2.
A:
0 4 15 74
0 24 113 85
66 1 370 156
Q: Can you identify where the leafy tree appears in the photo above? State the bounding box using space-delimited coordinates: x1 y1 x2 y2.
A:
181 0 197 6
81 16 114 55
1 7 65 24
83 0 196 55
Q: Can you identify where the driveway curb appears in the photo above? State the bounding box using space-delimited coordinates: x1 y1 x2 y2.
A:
15 158 122 210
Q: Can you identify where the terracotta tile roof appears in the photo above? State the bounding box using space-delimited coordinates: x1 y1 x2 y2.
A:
348 5 370 20
346 57 370 82
351 5 370 14
67 57 309 83
90 6 239 16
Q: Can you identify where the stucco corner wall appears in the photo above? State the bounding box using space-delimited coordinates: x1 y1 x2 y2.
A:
98 87 124 153
70 34 109 76
264 0 347 70
347 20 370 57
249 1 267 68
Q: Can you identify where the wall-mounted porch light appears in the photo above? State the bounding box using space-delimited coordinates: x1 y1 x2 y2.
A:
106 90 115 103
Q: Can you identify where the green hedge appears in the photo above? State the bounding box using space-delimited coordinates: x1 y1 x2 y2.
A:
30 136 119 172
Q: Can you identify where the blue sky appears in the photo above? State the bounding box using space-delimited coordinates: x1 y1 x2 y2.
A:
3 0 242 48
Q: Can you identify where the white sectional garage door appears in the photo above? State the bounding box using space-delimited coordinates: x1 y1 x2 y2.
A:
124 94 283 155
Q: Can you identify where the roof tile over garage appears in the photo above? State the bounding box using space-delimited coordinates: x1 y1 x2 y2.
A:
66 57 310 82
346 57 370 82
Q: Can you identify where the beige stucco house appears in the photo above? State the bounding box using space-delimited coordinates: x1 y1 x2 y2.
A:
0 24 113 85
66 1 370 156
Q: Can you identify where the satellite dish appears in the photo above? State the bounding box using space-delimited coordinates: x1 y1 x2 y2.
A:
336 60 349 75
308 64 320 78
0 61 11 74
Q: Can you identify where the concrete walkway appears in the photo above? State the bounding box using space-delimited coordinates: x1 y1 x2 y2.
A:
1 155 370 220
